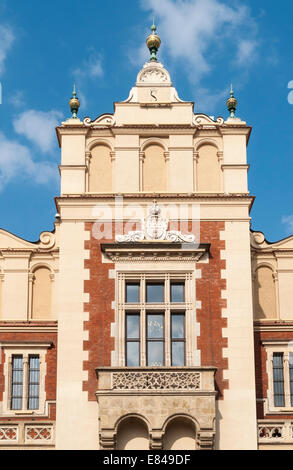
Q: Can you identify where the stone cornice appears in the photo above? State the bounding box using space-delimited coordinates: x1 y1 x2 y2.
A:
101 242 210 263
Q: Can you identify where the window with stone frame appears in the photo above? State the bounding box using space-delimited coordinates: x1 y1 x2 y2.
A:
118 272 196 368
263 342 293 412
1 343 51 416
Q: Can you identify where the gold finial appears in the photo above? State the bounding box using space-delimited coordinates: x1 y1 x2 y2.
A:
226 83 238 118
69 84 80 119
146 21 161 62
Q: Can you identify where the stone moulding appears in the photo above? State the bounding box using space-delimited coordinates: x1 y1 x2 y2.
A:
101 242 210 263
96 366 217 395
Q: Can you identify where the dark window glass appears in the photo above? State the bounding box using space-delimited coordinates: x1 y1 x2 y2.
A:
273 353 285 407
290 353 293 407
11 355 23 410
126 313 140 366
28 355 40 410
146 283 164 303
147 313 164 366
126 283 140 303
171 314 185 366
170 283 185 303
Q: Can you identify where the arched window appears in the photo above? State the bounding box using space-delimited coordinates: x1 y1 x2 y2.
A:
163 417 196 450
89 145 112 192
143 144 166 192
32 267 52 320
254 266 277 319
116 417 149 450
196 144 220 192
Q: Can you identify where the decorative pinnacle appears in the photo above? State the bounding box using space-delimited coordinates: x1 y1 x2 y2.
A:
146 21 161 62
226 83 238 118
69 84 80 119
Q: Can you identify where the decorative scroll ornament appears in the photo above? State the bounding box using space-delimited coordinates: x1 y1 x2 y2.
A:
39 232 56 250
115 202 196 243
193 114 224 126
83 114 115 127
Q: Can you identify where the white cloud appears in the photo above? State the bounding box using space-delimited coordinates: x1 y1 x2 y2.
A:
73 53 104 80
0 25 14 75
0 132 57 191
282 216 293 235
13 109 63 154
236 39 258 66
8 90 26 108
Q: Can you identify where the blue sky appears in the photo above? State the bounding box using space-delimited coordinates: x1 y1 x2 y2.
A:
0 0 292 242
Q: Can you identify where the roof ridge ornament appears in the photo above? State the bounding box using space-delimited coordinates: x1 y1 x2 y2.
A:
115 201 196 243
146 21 161 62
226 84 238 119
69 84 80 119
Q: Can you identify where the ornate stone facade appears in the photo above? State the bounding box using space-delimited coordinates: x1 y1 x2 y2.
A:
0 29 292 451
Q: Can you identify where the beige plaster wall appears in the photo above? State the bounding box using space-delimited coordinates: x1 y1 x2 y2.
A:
32 267 52 320
61 134 86 166
197 145 221 193
115 150 140 193
219 221 257 450
143 144 166 192
89 145 112 193
278 271 293 320
56 221 98 450
254 266 277 320
1 254 30 321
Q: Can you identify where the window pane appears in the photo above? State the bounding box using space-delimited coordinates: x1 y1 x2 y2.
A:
147 342 164 366
11 355 23 410
171 283 185 303
172 342 185 366
146 283 164 303
147 314 164 338
126 342 140 366
28 355 40 410
290 353 293 407
171 314 185 339
273 353 285 407
126 314 140 339
126 283 140 303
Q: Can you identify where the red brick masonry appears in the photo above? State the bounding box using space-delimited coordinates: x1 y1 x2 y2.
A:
83 220 228 401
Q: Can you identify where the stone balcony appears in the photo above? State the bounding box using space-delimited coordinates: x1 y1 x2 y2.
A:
95 367 217 449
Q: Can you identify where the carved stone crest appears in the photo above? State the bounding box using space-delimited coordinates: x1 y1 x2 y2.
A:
115 202 196 243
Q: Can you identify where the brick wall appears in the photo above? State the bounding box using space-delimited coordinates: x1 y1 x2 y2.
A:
83 220 228 401
196 222 228 398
